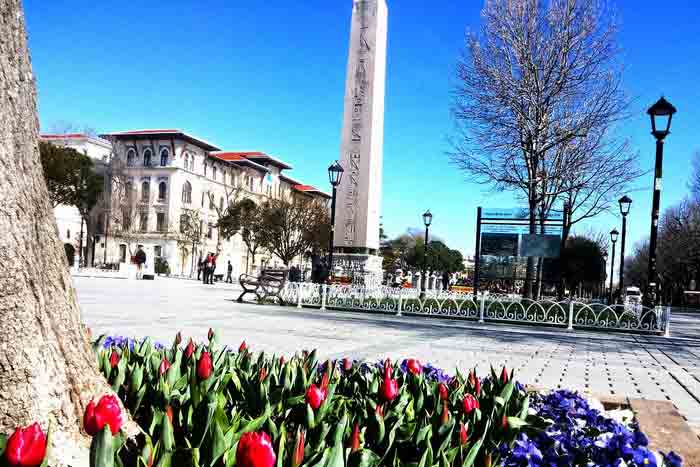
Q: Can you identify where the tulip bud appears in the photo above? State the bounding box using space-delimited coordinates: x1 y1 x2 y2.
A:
305 384 326 410
406 358 422 376
197 351 213 380
5 422 47 466
236 432 276 467
462 394 479 415
109 350 119 369
175 332 182 346
292 428 305 467
259 367 267 382
475 377 481 397
438 383 449 401
468 370 476 388
502 414 508 430
350 422 361 452
501 366 509 384
207 328 214 341
459 422 468 445
484 452 492 467
184 339 195 359
342 358 352 372
380 374 399 402
165 405 173 424
159 357 171 376
239 340 248 353
84 394 123 436
321 364 331 391
280 355 286 365
440 401 450 426
375 404 384 418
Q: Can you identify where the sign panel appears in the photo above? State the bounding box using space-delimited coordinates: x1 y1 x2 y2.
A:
482 208 564 221
519 234 561 258
481 233 518 257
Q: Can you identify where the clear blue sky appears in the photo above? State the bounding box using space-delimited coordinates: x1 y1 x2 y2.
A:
24 0 700 267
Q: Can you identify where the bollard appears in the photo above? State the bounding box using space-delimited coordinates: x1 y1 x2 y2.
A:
297 284 302 309
663 306 671 338
320 284 327 311
479 293 485 323
567 300 574 330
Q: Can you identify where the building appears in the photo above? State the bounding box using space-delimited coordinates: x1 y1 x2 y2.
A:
39 133 113 264
90 129 329 278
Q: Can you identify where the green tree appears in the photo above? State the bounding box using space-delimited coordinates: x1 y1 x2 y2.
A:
39 141 103 209
408 239 465 274
561 236 606 296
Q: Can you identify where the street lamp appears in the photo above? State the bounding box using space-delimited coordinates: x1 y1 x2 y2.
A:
602 251 609 299
617 195 632 303
421 210 433 299
646 97 677 305
609 228 619 304
327 161 344 281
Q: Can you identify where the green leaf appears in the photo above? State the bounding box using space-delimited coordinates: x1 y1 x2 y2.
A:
0 433 6 458
306 403 316 429
347 449 382 467
493 397 505 406
499 381 515 404
275 425 286 467
161 414 175 452
89 425 115 467
155 452 172 467
38 421 52 467
506 417 529 429
210 417 227 464
518 396 530 420
461 419 490 467
232 404 272 443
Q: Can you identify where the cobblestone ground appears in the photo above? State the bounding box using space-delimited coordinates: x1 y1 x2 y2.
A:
74 276 700 432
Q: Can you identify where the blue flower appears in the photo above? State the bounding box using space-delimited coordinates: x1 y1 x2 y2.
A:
632 447 657 466
508 434 543 467
660 451 683 467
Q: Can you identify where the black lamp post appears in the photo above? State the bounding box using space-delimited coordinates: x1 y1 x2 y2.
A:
327 161 344 280
646 97 677 306
602 251 609 299
618 195 632 303
420 210 433 299
609 228 619 304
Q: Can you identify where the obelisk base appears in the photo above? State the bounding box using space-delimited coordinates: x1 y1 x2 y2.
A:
332 253 383 287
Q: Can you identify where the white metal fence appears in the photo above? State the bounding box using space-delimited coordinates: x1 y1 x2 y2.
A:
279 283 671 335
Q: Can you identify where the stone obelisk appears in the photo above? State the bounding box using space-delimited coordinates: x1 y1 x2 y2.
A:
332 0 387 285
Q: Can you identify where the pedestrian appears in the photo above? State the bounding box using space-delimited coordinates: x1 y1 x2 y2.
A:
202 254 210 284
135 246 147 280
197 257 203 280
442 271 450 291
226 260 233 283
209 254 218 284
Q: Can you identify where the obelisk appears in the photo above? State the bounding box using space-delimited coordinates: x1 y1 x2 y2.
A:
332 0 387 285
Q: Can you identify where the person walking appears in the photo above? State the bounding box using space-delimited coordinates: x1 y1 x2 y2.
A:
226 260 233 283
197 256 203 280
209 254 218 284
135 246 147 280
202 253 210 284
442 271 450 292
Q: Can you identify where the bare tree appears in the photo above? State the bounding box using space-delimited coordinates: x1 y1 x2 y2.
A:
687 150 700 201
0 1 119 462
451 0 628 296
175 208 205 276
207 185 243 250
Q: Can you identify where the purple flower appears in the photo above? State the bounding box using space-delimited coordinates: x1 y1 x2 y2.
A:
632 447 657 466
507 434 543 467
661 451 683 467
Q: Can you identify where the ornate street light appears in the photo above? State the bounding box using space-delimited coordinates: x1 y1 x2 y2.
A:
646 97 677 305
609 228 619 304
420 210 433 299
327 161 344 280
618 195 632 303
602 251 609 299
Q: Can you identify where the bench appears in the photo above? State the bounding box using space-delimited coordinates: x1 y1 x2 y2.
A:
237 269 288 304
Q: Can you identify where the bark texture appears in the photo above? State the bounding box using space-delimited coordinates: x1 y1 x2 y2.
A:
0 1 113 464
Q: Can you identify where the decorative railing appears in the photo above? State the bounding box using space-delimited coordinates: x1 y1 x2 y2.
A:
278 283 671 335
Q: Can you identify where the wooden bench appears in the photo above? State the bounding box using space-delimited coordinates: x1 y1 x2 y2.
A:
237 269 288 304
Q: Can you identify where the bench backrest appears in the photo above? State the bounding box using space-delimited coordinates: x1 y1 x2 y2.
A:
260 269 287 282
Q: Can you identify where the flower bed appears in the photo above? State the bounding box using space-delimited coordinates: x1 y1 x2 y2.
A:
0 332 683 467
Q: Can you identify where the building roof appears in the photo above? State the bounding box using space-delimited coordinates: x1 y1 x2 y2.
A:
40 133 113 149
210 151 292 170
210 152 269 173
100 129 220 151
279 174 303 186
292 184 331 199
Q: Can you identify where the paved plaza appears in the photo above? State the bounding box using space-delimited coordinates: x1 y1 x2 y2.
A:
74 276 700 433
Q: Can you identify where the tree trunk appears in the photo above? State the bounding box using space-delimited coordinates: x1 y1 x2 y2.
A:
0 2 114 464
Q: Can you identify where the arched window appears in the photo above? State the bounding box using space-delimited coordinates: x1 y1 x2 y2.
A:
201 191 206 207
143 148 152 167
219 197 224 211
184 154 189 170
213 166 217 181
125 182 133 200
181 181 192 204
160 148 169 166
158 181 167 201
126 149 136 166
141 181 150 202
204 164 208 177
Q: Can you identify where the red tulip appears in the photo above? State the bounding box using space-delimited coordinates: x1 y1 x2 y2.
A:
207 328 214 341
165 405 173 424
236 431 276 467
502 414 508 430
84 394 123 436
5 422 46 466
484 452 492 467
259 367 267 382
468 370 476 388
475 377 481 397
109 350 119 369
462 394 480 415
184 339 195 359
375 404 384 418
501 366 509 384
343 358 352 372
305 384 326 410
350 422 361 452
380 361 399 402
279 355 286 365
321 364 331 391
459 422 468 445
239 341 248 352
175 331 182 345
438 383 449 401
406 358 422 375
440 401 450 425
292 428 305 467
159 357 171 376
197 351 213 380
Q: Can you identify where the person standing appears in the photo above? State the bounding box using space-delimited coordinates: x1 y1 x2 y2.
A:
209 254 218 284
202 253 210 284
442 271 450 292
226 260 233 283
197 256 203 280
135 246 147 280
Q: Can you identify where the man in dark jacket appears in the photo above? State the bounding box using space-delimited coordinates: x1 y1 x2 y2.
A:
135 247 147 280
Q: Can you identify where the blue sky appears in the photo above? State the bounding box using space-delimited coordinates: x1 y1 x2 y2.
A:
24 1 700 267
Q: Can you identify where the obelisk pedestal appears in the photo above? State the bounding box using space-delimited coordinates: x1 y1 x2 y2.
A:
332 0 388 287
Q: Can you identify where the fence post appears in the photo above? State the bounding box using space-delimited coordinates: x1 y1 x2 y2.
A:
479 293 485 323
296 284 302 309
567 300 574 330
664 306 671 338
321 284 327 311
396 291 403 317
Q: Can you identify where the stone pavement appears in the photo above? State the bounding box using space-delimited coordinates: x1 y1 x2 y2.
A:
73 276 700 433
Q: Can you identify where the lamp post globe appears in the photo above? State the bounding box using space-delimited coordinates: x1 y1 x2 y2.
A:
617 196 632 303
423 210 433 227
327 161 344 282
618 195 632 217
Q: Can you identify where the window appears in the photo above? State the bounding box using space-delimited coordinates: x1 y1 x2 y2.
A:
181 181 192 204
154 245 162 257
184 154 189 170
156 212 166 232
213 166 217 181
207 223 213 239
126 149 136 167
122 208 131 230
141 181 150 202
119 244 127 263
179 214 188 233
139 212 148 232
219 197 224 211
249 176 254 191
143 148 152 167
96 214 104 234
201 191 206 207
204 164 207 177
66 229 71 239
160 148 169 166
209 194 215 210
190 156 195 172
125 182 133 201
158 181 167 201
